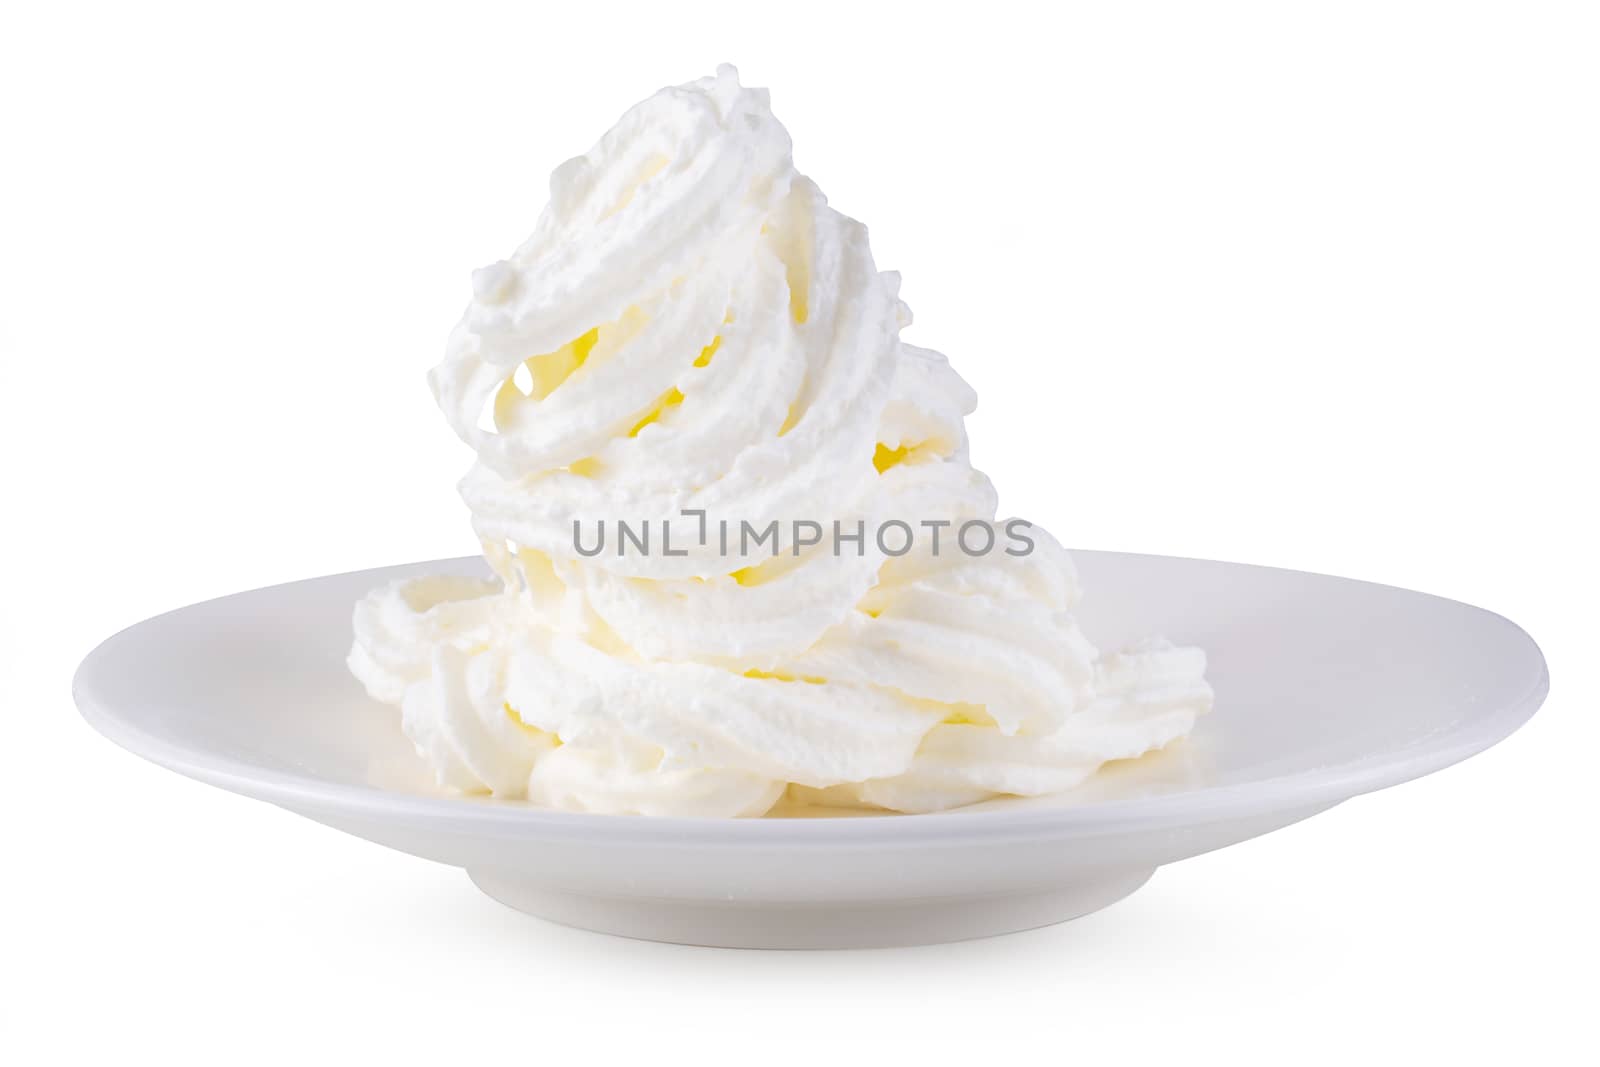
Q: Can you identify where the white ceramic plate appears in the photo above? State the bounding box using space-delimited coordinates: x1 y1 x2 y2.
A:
74 552 1547 948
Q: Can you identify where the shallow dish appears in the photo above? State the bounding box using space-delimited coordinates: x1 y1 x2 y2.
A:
73 552 1547 948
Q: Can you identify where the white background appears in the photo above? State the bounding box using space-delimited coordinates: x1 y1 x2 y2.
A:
3 1 1595 1063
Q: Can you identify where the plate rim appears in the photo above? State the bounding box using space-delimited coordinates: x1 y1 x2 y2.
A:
72 551 1550 846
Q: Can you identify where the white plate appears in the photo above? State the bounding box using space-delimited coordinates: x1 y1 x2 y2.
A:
73 552 1548 948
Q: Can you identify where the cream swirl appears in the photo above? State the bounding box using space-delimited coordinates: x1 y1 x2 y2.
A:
349 66 1212 816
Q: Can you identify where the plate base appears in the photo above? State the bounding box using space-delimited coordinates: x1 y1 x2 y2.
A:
467 866 1156 949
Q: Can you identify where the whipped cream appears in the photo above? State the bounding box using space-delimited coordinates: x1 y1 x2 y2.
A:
349 66 1212 816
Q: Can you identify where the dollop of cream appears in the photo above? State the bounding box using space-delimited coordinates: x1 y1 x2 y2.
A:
349 66 1212 816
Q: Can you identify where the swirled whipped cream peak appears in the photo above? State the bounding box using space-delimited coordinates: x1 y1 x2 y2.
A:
349 65 1212 816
